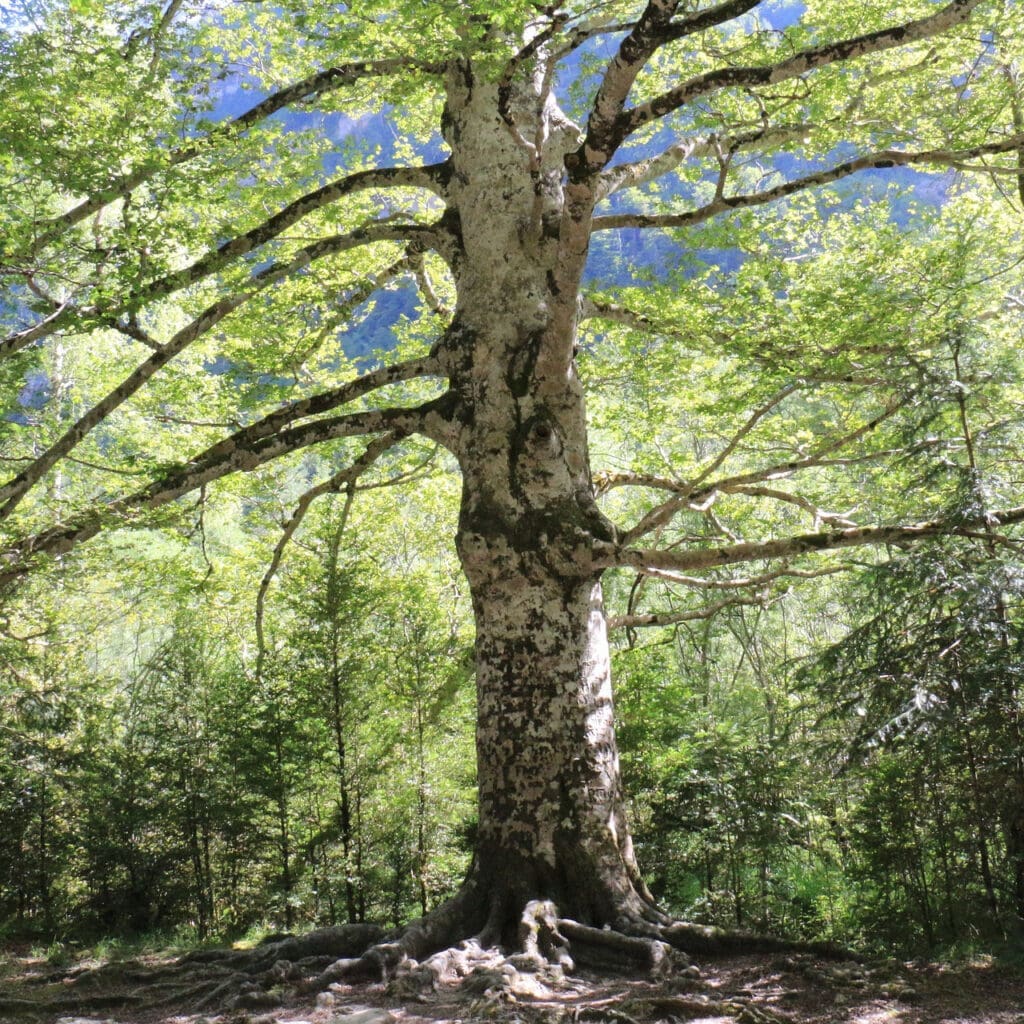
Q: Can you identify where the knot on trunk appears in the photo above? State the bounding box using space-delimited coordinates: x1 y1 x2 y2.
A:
511 413 572 507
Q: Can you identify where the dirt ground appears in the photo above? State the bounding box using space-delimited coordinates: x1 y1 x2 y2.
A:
2 946 1023 1024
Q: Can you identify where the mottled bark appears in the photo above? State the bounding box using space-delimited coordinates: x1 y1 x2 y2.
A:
461 566 656 938
428 60 657 941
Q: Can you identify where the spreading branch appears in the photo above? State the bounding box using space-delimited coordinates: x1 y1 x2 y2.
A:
0 399 445 587
1 164 448 360
1004 61 1024 206
608 592 766 629
18 58 443 260
663 0 766 40
581 295 898 389
603 504 1024 575
619 397 905 544
723 484 858 527
579 296 656 330
497 13 568 159
619 0 986 136
542 1 690 373
633 563 851 590
571 0 683 176
600 470 858 527
571 1 768 174
594 123 811 201
592 135 1024 233
281 255 418 372
554 20 636 59
688 383 802 492
409 252 453 320
0 229 438 521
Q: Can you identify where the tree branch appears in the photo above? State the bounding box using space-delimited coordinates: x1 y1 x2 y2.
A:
181 355 444 475
553 20 637 60
578 296 656 330
282 254 417 371
124 0 185 66
604 504 1024 575
409 251 453 320
0 228 438 521
594 123 811 201
1004 61 1024 206
498 13 568 160
0 304 73 361
619 0 986 136
0 400 442 587
632 563 851 590
115 316 162 350
592 135 1024 233
544 1 695 375
688 382 803 491
1 165 448 359
608 592 765 629
560 0 765 61
570 0 683 176
722 483 857 527
664 0 766 41
567 1 771 176
581 295 895 388
619 397 905 544
19 58 443 259
599 472 856 527
254 430 409 656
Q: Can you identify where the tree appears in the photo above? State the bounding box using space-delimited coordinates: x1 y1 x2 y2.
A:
808 542 1024 943
2 0 1024 980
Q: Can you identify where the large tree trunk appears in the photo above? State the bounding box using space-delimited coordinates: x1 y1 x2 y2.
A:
437 60 659 943
461 567 657 941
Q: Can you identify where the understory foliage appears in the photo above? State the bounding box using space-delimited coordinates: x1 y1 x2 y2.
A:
613 543 1024 954
0 474 476 942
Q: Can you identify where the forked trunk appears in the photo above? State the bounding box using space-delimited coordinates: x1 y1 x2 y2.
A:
436 60 658 942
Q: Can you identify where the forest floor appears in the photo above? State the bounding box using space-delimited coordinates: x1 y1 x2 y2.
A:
2 943 1024 1024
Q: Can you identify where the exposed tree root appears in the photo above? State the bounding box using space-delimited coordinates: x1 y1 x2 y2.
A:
658 920 857 961
7 897 859 1020
182 921 384 972
558 917 680 976
569 992 797 1024
623 994 791 1023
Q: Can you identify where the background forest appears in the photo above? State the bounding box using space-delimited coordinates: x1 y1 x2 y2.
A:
2 0 1024 969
